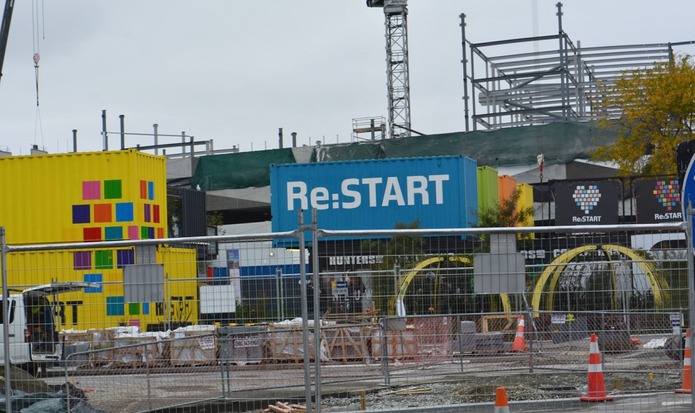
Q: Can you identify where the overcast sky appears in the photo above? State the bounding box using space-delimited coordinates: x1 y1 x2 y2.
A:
0 1 693 155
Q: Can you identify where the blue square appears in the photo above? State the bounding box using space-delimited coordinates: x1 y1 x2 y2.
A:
148 181 155 200
83 274 103 293
117 249 134 269
143 302 150 315
72 205 91 224
106 296 125 316
115 203 134 222
104 226 123 240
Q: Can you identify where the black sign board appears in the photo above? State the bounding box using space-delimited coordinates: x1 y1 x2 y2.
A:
634 178 682 223
554 181 620 225
677 140 695 186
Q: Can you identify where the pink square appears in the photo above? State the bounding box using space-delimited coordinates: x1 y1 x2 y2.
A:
128 226 139 240
82 181 101 200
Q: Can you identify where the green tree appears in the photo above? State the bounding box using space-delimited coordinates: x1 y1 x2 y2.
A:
477 188 534 229
361 220 425 314
593 55 695 175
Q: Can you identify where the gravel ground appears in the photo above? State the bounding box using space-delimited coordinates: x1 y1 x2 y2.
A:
246 368 683 412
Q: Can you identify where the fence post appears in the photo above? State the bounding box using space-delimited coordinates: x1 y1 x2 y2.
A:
0 227 12 413
297 210 313 413
146 343 152 413
64 359 71 413
276 268 283 322
686 203 695 409
311 208 322 413
457 315 464 373
381 318 390 386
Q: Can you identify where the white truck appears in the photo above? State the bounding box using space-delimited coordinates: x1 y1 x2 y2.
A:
0 282 96 375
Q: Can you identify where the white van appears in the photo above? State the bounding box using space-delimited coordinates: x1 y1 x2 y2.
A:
0 282 96 374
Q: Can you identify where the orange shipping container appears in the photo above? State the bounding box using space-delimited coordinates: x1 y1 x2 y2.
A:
498 174 517 206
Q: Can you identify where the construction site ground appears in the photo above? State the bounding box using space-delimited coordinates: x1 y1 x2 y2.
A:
18 334 691 412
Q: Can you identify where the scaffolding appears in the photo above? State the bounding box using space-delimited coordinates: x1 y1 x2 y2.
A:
462 3 695 131
352 116 387 142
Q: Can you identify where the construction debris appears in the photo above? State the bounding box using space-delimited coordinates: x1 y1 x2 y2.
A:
380 386 433 396
264 401 311 412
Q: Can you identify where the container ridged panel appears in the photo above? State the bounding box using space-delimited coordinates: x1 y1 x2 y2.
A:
476 166 499 213
0 149 168 244
4 246 196 331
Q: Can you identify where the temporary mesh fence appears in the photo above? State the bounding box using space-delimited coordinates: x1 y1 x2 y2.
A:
0 222 693 412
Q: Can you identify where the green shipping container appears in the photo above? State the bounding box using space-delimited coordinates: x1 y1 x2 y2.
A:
477 166 499 213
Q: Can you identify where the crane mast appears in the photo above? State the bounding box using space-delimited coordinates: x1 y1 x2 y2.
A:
367 0 411 139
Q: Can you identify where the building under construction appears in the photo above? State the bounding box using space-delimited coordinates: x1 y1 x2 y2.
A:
461 2 694 132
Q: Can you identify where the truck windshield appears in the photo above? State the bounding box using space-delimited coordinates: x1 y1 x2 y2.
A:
0 299 16 324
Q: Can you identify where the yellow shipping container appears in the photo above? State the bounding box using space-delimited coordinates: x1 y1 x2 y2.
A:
516 183 535 227
0 149 168 244
5 246 198 331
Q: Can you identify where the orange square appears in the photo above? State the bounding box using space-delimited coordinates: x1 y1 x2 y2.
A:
94 204 113 223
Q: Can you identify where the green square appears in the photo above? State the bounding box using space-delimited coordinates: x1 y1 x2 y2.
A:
104 180 122 199
128 303 140 315
95 250 113 269
141 226 149 239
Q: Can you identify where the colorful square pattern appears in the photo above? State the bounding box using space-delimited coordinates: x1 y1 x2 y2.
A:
73 179 162 243
572 185 601 214
140 180 155 200
653 179 680 211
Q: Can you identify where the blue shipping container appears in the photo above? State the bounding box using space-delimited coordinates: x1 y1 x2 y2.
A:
270 156 478 238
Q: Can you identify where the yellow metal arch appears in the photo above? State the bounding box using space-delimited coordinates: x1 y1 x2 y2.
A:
533 245 597 314
532 244 668 315
601 244 665 307
393 255 512 315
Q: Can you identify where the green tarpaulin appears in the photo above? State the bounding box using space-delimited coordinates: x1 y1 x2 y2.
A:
192 148 296 191
191 121 617 191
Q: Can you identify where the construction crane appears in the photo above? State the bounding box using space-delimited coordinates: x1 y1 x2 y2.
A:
367 0 411 139
0 0 15 87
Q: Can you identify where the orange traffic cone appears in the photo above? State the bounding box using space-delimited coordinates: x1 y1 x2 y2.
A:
494 386 510 413
580 333 613 402
510 315 528 352
676 328 692 394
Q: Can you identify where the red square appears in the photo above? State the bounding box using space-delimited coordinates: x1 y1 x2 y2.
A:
83 227 102 242
153 205 160 223
94 204 112 223
140 180 147 199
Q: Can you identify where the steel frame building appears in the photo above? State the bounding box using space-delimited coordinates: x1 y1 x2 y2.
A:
461 3 695 132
